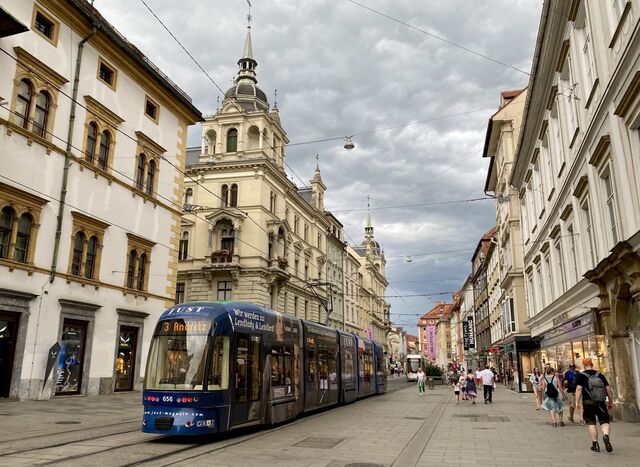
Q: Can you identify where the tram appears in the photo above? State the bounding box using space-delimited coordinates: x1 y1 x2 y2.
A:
142 301 387 435
405 353 425 382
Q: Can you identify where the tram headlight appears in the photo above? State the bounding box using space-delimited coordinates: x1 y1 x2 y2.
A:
182 397 188 403
188 397 193 402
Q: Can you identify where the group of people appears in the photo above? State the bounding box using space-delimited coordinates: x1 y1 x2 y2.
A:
451 365 496 404
529 358 614 453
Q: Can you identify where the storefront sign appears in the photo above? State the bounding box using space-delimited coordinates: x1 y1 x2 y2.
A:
462 320 470 350
467 316 475 349
426 325 436 360
541 311 595 347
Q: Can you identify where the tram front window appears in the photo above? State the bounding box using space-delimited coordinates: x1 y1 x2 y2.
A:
408 359 420 373
146 318 216 391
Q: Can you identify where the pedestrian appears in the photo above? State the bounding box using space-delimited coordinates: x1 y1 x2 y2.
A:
540 367 564 427
459 372 467 400
416 367 426 396
465 370 477 405
480 364 495 404
530 368 543 410
563 363 583 425
475 368 482 388
575 358 614 453
452 379 461 403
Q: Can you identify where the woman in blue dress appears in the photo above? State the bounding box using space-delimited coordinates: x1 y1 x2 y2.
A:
465 370 477 405
540 367 565 427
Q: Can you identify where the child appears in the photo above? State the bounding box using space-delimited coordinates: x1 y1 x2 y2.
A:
453 380 461 403
459 373 467 400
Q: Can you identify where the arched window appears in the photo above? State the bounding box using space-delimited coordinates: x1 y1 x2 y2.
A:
98 130 110 170
84 236 98 279
179 231 189 260
32 91 50 138
145 159 155 195
0 207 15 259
137 253 147 290
226 128 238 152
126 250 137 288
16 79 32 129
221 226 234 252
230 183 238 207
185 188 193 206
221 184 229 207
86 122 98 162
13 213 32 263
71 232 85 276
136 153 146 190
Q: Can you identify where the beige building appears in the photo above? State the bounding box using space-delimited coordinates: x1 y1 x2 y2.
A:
483 89 534 391
179 27 331 321
0 0 201 400
512 0 640 419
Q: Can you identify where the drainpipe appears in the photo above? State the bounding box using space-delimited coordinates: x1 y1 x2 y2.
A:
49 26 97 282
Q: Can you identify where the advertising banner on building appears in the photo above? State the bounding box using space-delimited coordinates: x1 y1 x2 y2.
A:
426 325 436 361
467 316 475 349
462 320 470 350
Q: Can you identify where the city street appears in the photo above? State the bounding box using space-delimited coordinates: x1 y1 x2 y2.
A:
1 378 639 466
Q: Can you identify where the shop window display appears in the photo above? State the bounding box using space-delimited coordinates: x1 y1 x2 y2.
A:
55 321 87 395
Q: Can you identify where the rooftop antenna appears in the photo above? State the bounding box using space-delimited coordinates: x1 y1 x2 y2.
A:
316 153 320 170
247 0 252 29
216 95 220 112
274 88 278 109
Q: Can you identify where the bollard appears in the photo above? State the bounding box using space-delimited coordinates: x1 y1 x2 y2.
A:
428 377 434 390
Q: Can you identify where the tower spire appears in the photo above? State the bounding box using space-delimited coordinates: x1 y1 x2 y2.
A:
365 195 374 239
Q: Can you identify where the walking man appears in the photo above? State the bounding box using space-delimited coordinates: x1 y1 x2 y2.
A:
563 364 583 424
575 358 614 453
480 364 495 404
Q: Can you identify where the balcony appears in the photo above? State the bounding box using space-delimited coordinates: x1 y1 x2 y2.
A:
210 249 233 264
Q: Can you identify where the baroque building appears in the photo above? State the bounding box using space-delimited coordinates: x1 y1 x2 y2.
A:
179 27 331 322
512 0 640 420
483 89 536 392
0 0 201 400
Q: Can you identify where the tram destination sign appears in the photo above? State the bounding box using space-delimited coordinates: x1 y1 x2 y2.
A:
157 319 210 336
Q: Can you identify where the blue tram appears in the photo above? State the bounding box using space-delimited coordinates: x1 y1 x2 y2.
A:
142 301 387 435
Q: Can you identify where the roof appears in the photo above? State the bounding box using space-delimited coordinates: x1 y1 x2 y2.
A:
68 0 202 122
419 302 453 322
471 226 497 263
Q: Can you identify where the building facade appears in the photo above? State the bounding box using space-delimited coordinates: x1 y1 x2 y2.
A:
471 227 496 364
0 0 201 400
484 89 535 391
325 212 346 330
178 27 330 323
512 0 640 420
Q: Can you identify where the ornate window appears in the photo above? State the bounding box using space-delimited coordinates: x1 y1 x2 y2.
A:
184 188 193 206
82 96 122 173
98 130 110 170
86 122 98 162
221 184 229 207
67 212 108 281
0 183 47 266
221 184 239 208
226 128 238 152
178 231 189 261
32 91 50 138
15 79 32 129
230 184 238 207
124 233 155 292
32 6 59 46
133 131 164 198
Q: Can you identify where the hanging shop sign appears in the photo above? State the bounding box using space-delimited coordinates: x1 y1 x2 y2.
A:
467 316 476 349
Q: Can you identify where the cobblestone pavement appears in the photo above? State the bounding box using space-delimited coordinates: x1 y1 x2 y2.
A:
0 379 639 466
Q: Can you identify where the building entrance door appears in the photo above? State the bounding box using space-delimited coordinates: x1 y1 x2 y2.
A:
115 326 138 391
0 312 19 398
55 320 87 395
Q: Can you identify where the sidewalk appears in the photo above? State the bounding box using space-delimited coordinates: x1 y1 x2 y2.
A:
0 383 639 466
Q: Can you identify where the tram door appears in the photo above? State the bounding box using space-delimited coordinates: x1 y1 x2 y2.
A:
232 333 262 426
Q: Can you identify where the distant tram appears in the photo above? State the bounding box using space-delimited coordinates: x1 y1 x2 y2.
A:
405 354 425 382
142 301 387 435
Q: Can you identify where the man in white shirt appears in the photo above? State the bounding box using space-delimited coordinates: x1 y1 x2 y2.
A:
480 365 495 404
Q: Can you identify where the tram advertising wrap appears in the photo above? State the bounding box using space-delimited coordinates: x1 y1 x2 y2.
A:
142 301 386 435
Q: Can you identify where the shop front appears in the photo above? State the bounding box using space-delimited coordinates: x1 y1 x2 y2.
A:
537 310 609 380
496 336 538 392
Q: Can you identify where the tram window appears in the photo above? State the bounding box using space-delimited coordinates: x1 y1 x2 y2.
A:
207 336 229 390
145 332 209 390
305 347 316 383
235 335 261 403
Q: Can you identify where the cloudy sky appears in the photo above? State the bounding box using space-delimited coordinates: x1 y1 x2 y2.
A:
96 0 542 334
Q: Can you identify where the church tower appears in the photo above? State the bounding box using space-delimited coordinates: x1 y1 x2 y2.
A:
198 23 289 168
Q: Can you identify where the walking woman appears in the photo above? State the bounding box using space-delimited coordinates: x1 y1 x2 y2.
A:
417 367 426 396
465 370 477 405
530 368 543 410
540 367 565 427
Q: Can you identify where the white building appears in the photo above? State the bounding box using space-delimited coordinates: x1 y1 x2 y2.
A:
0 0 201 400
512 0 640 420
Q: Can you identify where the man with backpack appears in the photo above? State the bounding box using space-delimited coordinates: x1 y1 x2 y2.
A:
575 358 614 453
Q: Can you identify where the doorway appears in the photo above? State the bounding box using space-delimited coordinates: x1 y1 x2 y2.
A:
55 320 87 395
232 333 262 425
0 312 19 398
115 326 138 391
